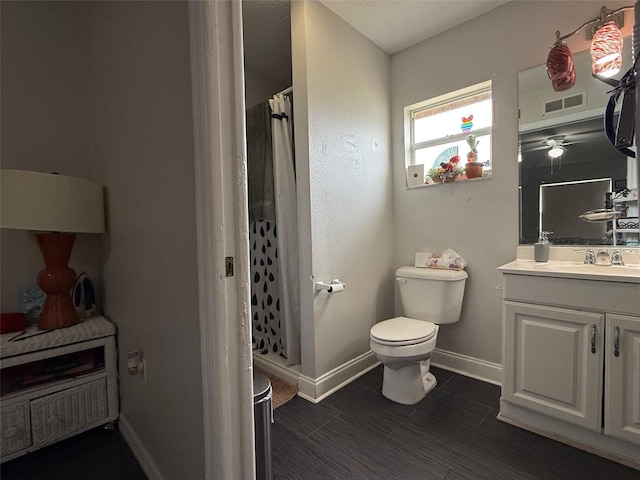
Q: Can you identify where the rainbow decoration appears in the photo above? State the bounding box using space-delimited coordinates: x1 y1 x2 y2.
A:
461 115 473 133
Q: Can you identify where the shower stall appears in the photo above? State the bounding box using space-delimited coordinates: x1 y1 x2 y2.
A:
246 89 300 366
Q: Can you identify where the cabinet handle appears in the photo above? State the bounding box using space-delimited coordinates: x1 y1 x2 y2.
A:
591 324 597 354
47 415 61 426
614 326 620 357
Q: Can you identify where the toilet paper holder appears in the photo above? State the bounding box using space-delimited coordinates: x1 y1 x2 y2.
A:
316 279 346 293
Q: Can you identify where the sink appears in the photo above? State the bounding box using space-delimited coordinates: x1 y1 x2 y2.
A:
537 262 640 275
498 260 640 283
498 246 640 283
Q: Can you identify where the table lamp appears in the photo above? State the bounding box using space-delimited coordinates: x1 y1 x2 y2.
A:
1 169 105 330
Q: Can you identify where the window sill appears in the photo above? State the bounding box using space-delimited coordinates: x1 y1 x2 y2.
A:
407 173 493 190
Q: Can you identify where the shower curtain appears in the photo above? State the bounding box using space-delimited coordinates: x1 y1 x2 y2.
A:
247 92 300 365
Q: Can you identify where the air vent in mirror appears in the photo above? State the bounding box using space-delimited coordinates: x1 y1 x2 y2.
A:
544 99 563 114
543 92 586 115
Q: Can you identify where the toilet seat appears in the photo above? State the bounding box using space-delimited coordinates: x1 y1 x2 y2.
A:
370 317 437 346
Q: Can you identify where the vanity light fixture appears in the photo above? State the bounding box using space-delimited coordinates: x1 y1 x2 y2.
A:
591 21 624 77
546 41 576 92
546 5 632 91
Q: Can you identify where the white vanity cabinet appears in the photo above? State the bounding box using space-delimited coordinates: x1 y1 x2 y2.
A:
498 259 640 468
605 314 640 445
502 302 604 432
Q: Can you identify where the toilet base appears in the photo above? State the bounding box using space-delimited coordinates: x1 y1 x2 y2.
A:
381 360 437 405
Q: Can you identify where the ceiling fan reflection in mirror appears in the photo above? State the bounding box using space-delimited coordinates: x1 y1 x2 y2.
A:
520 123 603 155
547 137 567 158
527 135 579 155
546 137 565 173
527 135 581 173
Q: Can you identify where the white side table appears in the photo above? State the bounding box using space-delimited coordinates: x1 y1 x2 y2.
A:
0 316 118 462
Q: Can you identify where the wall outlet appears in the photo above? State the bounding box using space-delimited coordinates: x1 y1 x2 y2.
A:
127 350 147 385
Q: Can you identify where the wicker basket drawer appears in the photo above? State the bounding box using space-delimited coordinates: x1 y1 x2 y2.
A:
1 401 32 456
31 379 108 447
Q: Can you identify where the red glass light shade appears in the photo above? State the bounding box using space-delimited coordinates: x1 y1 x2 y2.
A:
546 42 576 92
591 22 623 77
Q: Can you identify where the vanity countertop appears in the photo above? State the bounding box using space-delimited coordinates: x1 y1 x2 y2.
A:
498 246 640 283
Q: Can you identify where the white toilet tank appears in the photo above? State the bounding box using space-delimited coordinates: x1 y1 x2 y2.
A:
396 266 467 324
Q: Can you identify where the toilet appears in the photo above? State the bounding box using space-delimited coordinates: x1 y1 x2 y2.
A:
370 266 467 405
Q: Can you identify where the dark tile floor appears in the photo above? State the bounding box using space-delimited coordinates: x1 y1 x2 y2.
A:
272 366 640 480
0 425 147 480
2 367 638 480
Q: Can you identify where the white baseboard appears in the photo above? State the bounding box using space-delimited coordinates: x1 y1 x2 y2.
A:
253 347 501 403
252 354 301 386
297 351 379 403
118 414 164 480
431 348 502 385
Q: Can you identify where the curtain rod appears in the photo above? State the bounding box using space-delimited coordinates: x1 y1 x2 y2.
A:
276 86 293 96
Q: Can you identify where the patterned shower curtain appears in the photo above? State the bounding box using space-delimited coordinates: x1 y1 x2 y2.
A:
247 92 300 365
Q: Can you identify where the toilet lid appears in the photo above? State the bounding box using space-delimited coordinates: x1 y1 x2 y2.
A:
370 317 437 346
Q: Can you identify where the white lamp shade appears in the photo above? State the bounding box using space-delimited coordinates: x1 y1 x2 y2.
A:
1 169 105 233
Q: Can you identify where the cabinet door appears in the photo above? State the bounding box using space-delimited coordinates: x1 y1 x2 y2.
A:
503 301 604 431
605 314 640 445
30 379 108 448
1 401 31 458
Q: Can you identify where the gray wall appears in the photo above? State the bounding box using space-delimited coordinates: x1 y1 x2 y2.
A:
292 1 395 378
1 1 101 312
1 2 204 478
390 1 631 365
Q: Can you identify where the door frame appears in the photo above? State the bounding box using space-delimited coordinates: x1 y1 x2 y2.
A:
189 1 255 478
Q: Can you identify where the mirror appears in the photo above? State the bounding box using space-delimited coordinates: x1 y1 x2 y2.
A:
518 38 636 246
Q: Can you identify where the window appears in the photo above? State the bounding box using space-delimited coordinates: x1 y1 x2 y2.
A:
404 80 493 186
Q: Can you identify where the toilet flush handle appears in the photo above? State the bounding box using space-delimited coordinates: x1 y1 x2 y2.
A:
396 277 407 284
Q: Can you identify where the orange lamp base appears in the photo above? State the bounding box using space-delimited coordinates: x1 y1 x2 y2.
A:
36 233 79 330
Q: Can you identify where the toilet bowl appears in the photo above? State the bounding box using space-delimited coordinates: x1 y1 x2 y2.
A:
369 266 467 405
370 317 439 404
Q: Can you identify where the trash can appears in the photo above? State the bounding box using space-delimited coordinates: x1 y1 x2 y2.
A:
253 372 273 480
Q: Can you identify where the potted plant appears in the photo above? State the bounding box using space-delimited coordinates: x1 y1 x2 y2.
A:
427 155 464 183
464 134 483 179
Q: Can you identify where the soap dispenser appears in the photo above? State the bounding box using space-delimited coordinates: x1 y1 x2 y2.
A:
534 231 552 262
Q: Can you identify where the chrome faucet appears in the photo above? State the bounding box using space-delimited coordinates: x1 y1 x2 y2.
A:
611 249 625 266
583 249 596 264
596 249 611 265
